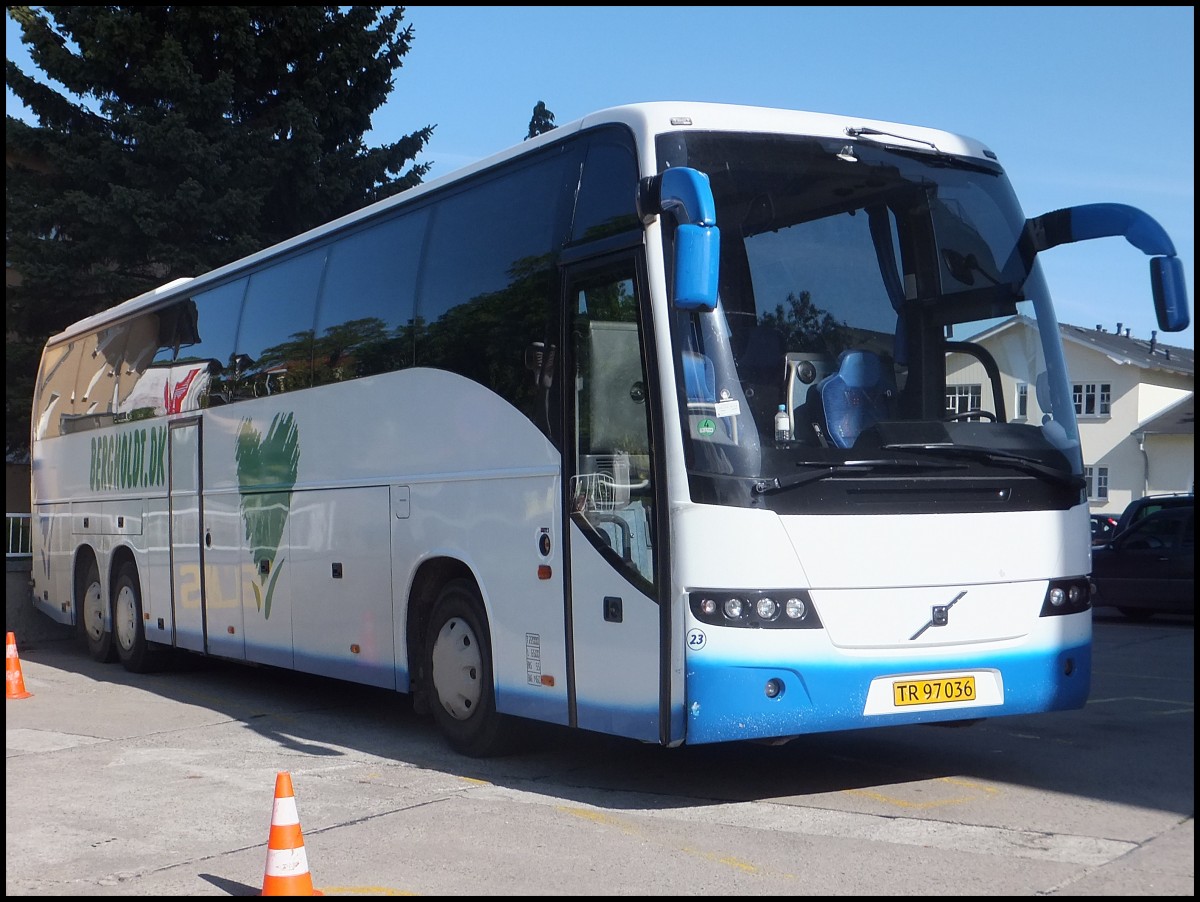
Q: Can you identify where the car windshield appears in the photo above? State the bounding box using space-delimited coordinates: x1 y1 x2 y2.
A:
657 130 1082 512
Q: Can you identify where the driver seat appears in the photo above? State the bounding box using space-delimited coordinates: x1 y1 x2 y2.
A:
806 349 896 448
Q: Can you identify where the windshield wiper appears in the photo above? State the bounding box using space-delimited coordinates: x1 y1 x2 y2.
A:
845 126 943 153
755 458 964 495
881 443 1086 490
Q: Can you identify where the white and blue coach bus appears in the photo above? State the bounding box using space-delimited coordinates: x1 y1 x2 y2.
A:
29 102 1189 756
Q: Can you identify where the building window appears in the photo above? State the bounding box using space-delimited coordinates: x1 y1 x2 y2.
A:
1073 382 1111 417
1084 466 1109 500
1016 383 1028 419
945 384 982 418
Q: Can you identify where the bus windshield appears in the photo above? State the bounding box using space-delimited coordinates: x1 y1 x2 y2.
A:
659 131 1081 510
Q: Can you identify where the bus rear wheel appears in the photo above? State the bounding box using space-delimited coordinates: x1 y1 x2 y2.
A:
424 579 518 758
78 558 116 663
113 561 166 673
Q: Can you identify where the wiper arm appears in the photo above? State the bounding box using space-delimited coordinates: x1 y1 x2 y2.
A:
755 458 963 495
845 126 943 153
882 443 1086 490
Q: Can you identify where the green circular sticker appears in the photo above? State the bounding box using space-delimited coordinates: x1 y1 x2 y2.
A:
697 418 716 436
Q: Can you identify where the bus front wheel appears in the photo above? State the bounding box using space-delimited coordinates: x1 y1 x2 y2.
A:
77 558 116 663
424 579 518 758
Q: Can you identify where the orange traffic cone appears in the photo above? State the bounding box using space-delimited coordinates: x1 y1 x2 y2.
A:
6 632 32 700
261 771 321 896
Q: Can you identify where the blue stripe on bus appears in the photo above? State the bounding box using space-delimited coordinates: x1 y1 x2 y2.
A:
682 641 1092 745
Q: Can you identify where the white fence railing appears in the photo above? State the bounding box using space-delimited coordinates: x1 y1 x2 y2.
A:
6 513 31 558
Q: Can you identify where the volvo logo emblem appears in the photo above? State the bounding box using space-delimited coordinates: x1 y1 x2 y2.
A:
910 591 967 640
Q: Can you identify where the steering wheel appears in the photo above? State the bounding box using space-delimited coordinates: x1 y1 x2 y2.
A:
946 409 997 422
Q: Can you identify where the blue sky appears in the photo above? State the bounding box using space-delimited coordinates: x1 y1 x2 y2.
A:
8 6 1195 348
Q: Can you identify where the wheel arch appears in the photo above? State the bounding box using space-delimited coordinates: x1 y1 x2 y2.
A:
72 544 101 625
405 556 481 709
109 545 139 595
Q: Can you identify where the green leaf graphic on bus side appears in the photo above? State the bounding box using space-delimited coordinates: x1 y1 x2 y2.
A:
235 413 299 620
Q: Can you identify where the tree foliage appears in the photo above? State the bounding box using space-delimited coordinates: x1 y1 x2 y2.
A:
5 5 434 459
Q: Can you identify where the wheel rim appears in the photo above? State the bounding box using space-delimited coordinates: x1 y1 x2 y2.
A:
83 578 105 643
114 581 138 653
430 615 483 721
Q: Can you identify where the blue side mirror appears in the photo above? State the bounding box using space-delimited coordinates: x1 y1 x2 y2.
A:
640 168 721 310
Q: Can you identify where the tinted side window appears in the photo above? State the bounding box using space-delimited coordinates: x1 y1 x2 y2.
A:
230 248 327 402
34 342 77 440
313 210 428 385
55 324 138 434
117 297 220 415
178 279 246 406
416 149 574 425
112 311 168 420
571 129 641 243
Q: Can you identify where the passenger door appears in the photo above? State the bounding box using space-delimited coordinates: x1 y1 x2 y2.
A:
168 418 206 652
563 256 664 742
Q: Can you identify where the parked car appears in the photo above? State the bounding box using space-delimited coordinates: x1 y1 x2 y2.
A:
1112 493 1194 539
1090 513 1118 545
1090 503 1194 621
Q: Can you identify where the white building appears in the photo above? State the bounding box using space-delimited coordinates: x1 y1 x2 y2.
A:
963 319 1193 517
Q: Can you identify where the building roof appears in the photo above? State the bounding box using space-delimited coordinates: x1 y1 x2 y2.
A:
1137 393 1195 436
1060 323 1194 377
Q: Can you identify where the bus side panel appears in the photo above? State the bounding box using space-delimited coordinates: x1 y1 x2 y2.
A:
188 371 569 714
31 503 74 625
31 433 87 624
202 491 246 660
141 495 174 646
398 477 570 725
291 486 396 689
238 489 296 671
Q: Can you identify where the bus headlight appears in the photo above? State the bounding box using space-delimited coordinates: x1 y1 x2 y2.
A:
689 590 821 629
784 597 807 620
1039 578 1091 617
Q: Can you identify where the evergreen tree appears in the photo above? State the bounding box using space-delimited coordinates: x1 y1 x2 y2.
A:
525 100 555 140
5 5 435 459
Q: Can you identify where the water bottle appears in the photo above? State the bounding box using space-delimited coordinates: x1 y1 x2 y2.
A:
774 404 791 442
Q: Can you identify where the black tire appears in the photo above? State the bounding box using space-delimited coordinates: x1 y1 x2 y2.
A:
113 561 167 673
424 579 519 758
77 557 117 663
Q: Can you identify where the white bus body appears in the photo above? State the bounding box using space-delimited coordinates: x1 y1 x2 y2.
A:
30 102 1189 755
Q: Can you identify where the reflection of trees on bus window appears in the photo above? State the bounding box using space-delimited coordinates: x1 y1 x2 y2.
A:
178 279 245 406
233 248 326 398
312 211 425 384
38 125 644 441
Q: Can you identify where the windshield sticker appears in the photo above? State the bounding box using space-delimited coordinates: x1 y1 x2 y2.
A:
697 418 716 436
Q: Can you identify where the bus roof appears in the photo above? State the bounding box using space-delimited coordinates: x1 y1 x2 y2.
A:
46 100 996 347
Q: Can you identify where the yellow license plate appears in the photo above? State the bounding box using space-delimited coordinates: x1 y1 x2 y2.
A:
892 675 976 707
